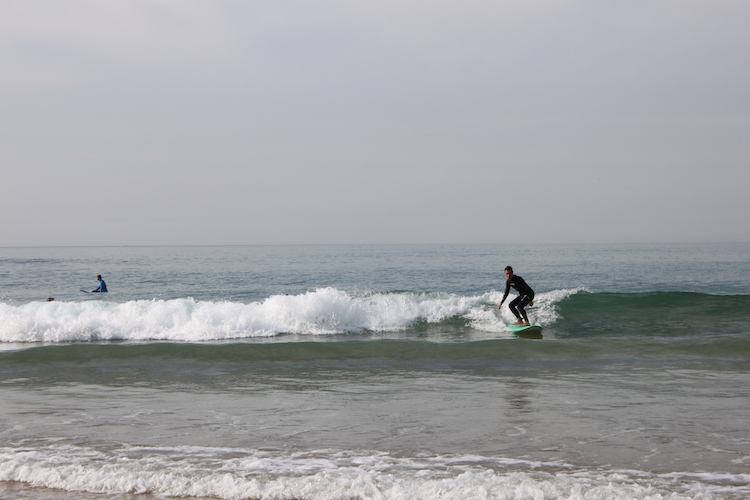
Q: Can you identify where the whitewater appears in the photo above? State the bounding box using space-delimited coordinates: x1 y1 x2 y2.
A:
0 287 578 343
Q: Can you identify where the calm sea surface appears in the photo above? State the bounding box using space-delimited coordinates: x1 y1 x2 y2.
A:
1 243 749 499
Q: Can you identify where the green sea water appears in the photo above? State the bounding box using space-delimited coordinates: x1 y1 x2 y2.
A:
1 243 749 499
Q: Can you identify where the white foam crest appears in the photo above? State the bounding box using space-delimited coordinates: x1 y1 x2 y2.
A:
1 444 745 500
0 288 489 343
364 291 479 331
0 288 586 343
530 287 587 325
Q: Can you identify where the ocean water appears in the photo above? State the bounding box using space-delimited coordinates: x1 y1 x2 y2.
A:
1 243 749 500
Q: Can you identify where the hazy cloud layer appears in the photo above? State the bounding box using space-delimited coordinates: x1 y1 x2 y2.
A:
2 1 748 245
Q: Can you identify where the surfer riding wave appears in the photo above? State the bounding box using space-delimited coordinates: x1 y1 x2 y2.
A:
498 266 534 326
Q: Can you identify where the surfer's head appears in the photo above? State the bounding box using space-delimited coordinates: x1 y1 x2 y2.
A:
96 275 102 280
504 266 513 278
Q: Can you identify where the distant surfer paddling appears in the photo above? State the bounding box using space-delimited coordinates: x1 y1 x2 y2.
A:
92 275 108 293
498 266 534 326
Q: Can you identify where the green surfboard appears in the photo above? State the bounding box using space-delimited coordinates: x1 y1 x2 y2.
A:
508 323 543 339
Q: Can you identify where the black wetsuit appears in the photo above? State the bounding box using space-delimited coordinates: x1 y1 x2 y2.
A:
501 275 534 323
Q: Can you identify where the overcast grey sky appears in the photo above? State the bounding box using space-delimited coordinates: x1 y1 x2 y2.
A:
2 1 748 246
